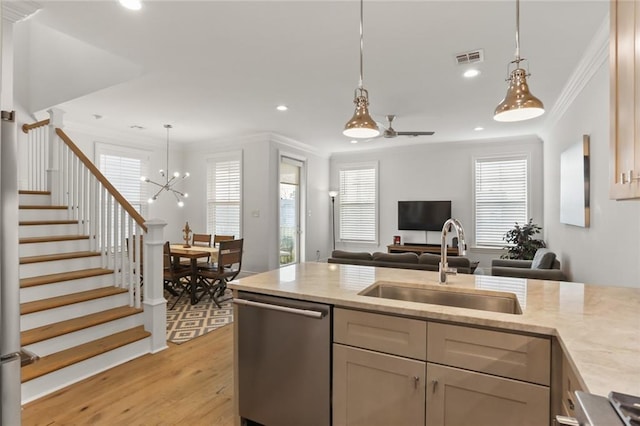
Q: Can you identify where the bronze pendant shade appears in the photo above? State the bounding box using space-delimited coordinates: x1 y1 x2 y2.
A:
494 68 545 122
344 88 379 138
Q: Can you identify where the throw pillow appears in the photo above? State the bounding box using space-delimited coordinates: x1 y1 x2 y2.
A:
530 248 556 269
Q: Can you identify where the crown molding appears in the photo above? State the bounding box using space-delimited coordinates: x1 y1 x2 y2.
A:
543 13 609 131
3 1 41 23
268 132 328 158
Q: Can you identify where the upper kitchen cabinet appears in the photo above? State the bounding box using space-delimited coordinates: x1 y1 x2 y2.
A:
610 0 640 200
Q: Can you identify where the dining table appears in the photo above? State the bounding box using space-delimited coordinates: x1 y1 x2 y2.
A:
170 244 219 304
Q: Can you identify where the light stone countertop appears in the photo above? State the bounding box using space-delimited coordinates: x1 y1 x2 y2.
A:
228 262 640 397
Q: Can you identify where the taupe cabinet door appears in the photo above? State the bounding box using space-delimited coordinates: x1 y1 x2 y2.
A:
425 363 549 426
333 344 426 426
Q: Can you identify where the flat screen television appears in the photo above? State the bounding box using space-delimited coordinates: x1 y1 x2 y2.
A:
398 201 451 231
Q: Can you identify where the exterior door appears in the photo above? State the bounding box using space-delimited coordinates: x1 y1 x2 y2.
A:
279 156 305 266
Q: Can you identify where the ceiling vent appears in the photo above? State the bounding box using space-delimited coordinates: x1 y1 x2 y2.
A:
455 49 484 65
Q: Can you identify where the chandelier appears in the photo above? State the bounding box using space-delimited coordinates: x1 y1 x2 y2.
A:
141 124 189 207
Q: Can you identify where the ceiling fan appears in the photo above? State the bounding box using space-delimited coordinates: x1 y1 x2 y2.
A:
380 115 435 138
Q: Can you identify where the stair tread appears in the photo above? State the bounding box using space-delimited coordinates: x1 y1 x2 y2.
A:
20 235 90 244
19 190 50 195
21 306 143 346
21 326 150 382
20 220 78 226
21 287 128 315
20 268 113 288
19 205 67 210
20 251 100 264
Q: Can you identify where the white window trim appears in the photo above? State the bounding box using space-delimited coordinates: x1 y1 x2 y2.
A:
472 153 531 249
205 150 243 238
337 161 379 245
278 151 307 264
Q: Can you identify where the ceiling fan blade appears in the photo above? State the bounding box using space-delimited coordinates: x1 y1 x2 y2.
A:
396 131 435 136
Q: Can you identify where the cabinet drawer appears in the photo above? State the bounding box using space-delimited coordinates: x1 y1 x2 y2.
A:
334 308 427 360
427 322 550 385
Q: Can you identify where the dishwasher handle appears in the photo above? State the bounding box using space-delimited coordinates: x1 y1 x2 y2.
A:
233 298 326 319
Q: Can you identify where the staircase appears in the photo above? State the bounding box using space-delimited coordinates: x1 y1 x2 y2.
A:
18 155 162 403
18 190 151 403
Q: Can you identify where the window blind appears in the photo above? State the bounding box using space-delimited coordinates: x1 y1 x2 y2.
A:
339 166 377 242
475 157 528 246
207 157 241 237
99 153 148 217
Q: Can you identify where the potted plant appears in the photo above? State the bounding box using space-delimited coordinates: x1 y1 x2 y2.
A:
501 219 546 260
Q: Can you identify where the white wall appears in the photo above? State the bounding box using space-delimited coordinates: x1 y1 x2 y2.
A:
183 134 330 274
330 137 544 268
541 63 640 287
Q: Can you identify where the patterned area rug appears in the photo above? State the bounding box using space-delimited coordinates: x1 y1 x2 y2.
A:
166 290 233 344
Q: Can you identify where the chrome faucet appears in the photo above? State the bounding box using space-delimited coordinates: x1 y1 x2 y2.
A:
439 218 467 284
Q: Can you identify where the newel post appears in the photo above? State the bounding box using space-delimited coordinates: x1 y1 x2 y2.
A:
143 219 168 353
46 108 64 205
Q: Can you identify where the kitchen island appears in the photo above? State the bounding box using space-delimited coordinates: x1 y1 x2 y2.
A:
229 262 640 424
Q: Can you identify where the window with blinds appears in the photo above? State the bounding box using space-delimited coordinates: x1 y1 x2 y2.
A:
338 164 377 243
207 155 241 238
98 153 148 217
474 156 528 246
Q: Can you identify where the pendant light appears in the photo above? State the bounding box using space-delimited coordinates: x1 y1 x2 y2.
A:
343 0 379 138
494 0 544 122
141 124 189 207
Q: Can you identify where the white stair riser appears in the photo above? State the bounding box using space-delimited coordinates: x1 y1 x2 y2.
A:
20 274 115 303
19 194 52 206
19 239 92 257
21 336 150 404
20 256 103 279
19 209 70 221
21 292 130 330
24 313 145 357
20 224 80 238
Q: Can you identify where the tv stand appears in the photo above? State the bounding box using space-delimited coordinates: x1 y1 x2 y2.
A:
387 244 458 256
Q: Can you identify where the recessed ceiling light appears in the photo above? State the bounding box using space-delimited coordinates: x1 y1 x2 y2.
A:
276 105 288 111
464 69 480 78
474 126 484 131
350 140 358 144
119 0 142 11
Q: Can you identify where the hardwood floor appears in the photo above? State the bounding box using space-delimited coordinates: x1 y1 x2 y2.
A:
21 324 234 425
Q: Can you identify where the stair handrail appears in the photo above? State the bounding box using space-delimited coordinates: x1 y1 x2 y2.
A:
21 118 50 134
55 128 147 232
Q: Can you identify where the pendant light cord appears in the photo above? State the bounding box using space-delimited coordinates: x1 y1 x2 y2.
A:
514 0 521 62
165 124 171 184
359 0 364 89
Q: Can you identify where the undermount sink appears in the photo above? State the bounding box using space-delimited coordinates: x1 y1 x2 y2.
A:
359 282 522 315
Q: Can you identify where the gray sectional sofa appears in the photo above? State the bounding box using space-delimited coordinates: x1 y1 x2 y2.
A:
328 250 472 274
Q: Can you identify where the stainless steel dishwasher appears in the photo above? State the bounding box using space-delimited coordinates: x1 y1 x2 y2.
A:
234 291 331 426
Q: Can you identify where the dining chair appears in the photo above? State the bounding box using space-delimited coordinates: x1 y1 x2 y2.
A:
163 241 192 309
197 238 243 307
189 233 213 267
213 234 235 247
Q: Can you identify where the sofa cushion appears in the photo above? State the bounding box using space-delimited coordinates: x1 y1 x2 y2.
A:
372 252 419 264
531 249 556 269
331 250 373 261
418 253 441 265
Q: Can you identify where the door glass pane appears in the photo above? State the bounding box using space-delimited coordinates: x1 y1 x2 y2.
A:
280 159 302 266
